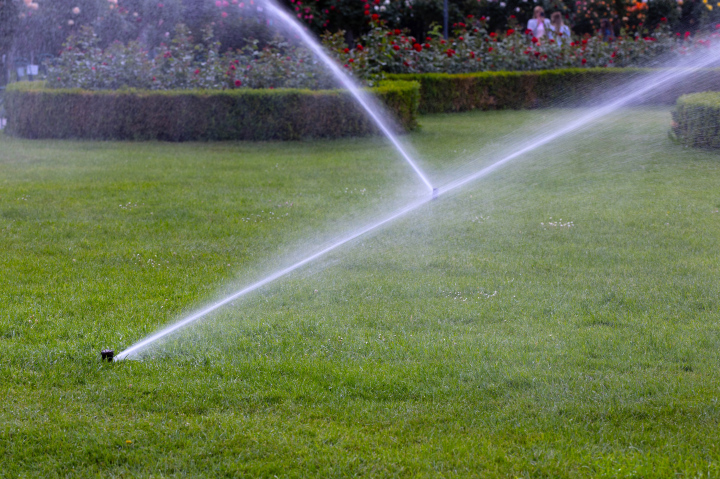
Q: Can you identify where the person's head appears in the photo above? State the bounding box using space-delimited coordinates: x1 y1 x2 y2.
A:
533 6 545 19
551 11 563 27
600 18 610 30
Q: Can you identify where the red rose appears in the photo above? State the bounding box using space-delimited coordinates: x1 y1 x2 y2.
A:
531 36 538 43
507 29 515 35
371 13 379 20
356 45 364 51
394 29 401 35
660 17 667 22
234 79 241 86
581 58 587 64
393 44 400 50
194 68 200 75
343 48 349 53
488 46 494 52
413 43 422 51
581 39 587 45
458 36 464 41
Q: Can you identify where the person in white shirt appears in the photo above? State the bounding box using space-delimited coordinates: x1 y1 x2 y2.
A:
549 12 571 45
526 6 551 39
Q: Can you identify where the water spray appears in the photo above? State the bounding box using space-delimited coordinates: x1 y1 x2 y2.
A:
264 0 435 194
112 10 720 362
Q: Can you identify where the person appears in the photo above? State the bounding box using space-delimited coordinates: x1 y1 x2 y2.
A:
549 12 571 45
599 19 615 42
527 6 551 39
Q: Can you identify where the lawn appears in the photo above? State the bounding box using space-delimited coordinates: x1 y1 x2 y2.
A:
1 108 719 477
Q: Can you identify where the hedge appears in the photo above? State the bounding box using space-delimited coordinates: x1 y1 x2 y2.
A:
3 80 419 141
671 92 720 149
387 69 720 114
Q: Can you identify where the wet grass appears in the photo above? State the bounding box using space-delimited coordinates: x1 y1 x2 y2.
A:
1 108 720 477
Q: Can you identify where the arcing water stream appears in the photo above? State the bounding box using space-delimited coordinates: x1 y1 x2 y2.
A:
265 0 434 194
115 7 720 361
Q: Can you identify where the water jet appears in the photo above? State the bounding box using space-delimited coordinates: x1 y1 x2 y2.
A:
115 2 720 361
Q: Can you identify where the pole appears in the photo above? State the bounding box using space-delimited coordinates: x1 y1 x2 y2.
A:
443 0 449 39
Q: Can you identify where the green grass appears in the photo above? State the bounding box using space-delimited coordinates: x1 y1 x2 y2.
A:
1 108 720 477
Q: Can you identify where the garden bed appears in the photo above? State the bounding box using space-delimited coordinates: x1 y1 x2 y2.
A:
3 80 419 141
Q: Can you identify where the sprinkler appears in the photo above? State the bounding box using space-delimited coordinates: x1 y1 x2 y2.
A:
101 349 114 362
432 188 438 200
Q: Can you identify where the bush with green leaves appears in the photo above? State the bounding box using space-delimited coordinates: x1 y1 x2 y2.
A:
671 91 720 148
326 15 687 79
46 24 337 91
4 79 420 140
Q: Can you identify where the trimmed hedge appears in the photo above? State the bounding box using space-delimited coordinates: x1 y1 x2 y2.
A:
671 92 720 149
387 69 720 114
3 80 419 141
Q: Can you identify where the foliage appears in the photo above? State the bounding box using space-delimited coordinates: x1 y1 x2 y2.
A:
671 91 720 147
4 79 420 140
327 15 683 79
389 68 720 113
46 25 338 91
0 0 18 57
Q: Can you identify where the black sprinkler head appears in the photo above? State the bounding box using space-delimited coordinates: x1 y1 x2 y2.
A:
432 188 439 200
101 349 114 362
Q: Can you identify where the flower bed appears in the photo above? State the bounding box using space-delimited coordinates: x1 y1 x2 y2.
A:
387 68 720 113
3 80 419 141
671 92 720 148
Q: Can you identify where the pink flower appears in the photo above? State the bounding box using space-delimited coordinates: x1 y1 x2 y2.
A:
221 11 228 17
194 69 200 75
235 79 241 86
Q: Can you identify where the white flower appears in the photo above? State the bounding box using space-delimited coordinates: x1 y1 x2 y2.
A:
72 6 80 14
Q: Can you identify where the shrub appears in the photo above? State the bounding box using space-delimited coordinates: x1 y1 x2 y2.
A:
327 16 692 81
671 92 720 148
48 25 338 91
387 68 720 113
4 80 419 140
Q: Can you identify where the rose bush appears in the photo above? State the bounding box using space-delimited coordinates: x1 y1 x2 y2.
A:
47 24 336 90
327 15 714 81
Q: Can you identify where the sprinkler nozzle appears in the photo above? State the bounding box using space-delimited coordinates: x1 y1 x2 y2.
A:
101 349 114 362
432 188 438 200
